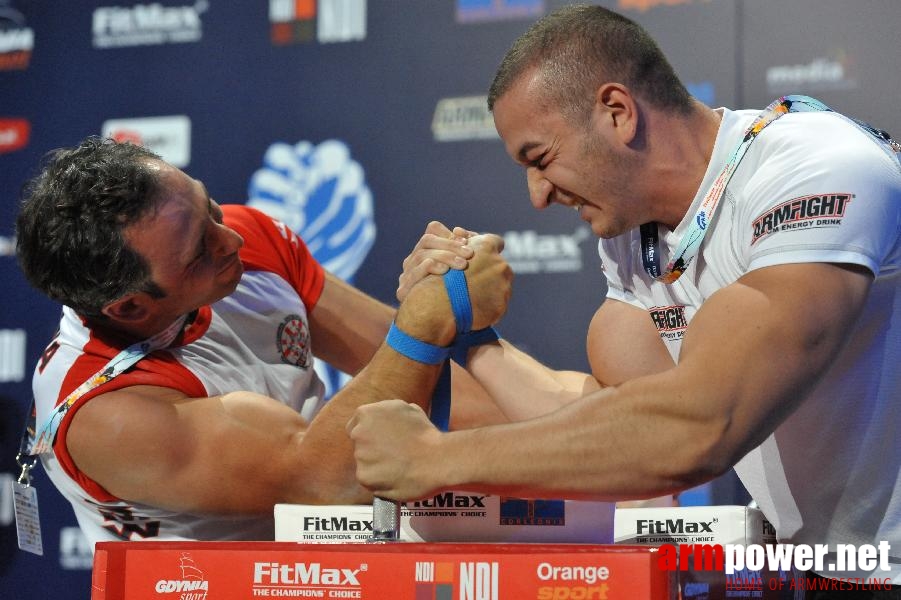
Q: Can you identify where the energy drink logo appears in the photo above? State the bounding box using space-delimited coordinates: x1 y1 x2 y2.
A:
649 305 687 342
269 0 366 45
751 193 852 244
499 498 565 526
456 0 544 24
415 561 499 600
0 2 32 70
248 139 375 397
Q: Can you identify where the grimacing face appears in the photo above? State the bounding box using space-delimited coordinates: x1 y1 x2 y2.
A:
121 160 245 318
492 71 643 239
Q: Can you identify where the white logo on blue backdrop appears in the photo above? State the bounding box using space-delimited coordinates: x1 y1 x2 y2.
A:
248 139 376 398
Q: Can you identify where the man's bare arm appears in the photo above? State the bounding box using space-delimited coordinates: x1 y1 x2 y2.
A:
67 235 512 513
349 262 872 501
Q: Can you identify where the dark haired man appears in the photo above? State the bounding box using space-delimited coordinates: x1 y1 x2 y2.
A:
348 4 901 590
16 136 512 544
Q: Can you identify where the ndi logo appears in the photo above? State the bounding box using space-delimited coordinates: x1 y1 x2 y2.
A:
269 0 366 44
414 561 499 600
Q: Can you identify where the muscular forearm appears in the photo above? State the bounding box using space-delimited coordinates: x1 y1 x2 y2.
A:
465 340 600 421
290 343 443 504
425 371 726 501
286 280 455 504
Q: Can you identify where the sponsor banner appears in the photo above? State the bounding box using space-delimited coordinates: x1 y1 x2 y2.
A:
92 1 208 49
0 117 30 153
0 3 33 70
60 526 94 570
617 0 712 13
269 0 366 45
614 505 775 546
456 0 544 24
101 115 192 168
614 505 799 600
503 227 591 275
0 233 14 257
766 55 857 95
92 541 675 599
431 96 498 142
0 328 26 383
275 494 614 544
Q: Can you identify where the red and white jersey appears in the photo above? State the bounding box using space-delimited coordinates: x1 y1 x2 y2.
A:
32 205 327 545
599 107 901 581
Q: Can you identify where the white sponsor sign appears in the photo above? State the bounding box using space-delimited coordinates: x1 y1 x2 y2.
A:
102 115 192 168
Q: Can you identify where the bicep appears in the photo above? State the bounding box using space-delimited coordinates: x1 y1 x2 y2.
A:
308 272 394 374
675 262 873 462
67 386 311 513
587 298 675 386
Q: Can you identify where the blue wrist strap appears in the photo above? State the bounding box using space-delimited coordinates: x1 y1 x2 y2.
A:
385 267 501 432
385 322 450 365
443 268 500 366
443 269 473 334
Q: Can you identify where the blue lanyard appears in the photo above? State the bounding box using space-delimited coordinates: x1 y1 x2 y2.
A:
26 314 189 456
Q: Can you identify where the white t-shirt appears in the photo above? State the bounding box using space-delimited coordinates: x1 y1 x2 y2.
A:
599 106 901 581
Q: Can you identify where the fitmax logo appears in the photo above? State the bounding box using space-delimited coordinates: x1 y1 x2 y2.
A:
411 492 486 509
253 562 363 585
503 227 590 274
302 516 373 531
636 519 714 535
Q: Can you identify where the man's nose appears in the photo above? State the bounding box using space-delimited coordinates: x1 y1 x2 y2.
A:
211 223 244 256
527 167 553 210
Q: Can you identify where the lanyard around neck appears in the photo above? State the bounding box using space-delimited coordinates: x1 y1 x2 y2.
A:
641 94 848 284
25 314 189 456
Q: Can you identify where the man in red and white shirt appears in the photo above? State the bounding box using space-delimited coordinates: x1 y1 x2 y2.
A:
16 136 511 545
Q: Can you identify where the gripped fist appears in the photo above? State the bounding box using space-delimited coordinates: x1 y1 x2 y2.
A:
396 225 512 345
397 221 476 303
464 233 512 331
346 400 443 501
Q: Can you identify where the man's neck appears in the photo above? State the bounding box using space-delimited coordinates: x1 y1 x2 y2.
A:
645 100 723 230
86 311 195 346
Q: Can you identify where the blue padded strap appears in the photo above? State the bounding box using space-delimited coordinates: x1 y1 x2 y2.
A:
443 268 472 334
385 321 450 365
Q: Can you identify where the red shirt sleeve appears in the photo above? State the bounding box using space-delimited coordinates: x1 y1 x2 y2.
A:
222 204 325 310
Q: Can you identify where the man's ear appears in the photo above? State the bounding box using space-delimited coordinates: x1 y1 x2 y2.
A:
594 82 638 145
100 293 151 323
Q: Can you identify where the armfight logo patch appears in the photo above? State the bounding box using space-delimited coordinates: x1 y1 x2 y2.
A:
751 193 853 244
649 305 688 342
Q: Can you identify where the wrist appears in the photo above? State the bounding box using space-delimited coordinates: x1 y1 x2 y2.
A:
396 278 456 346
